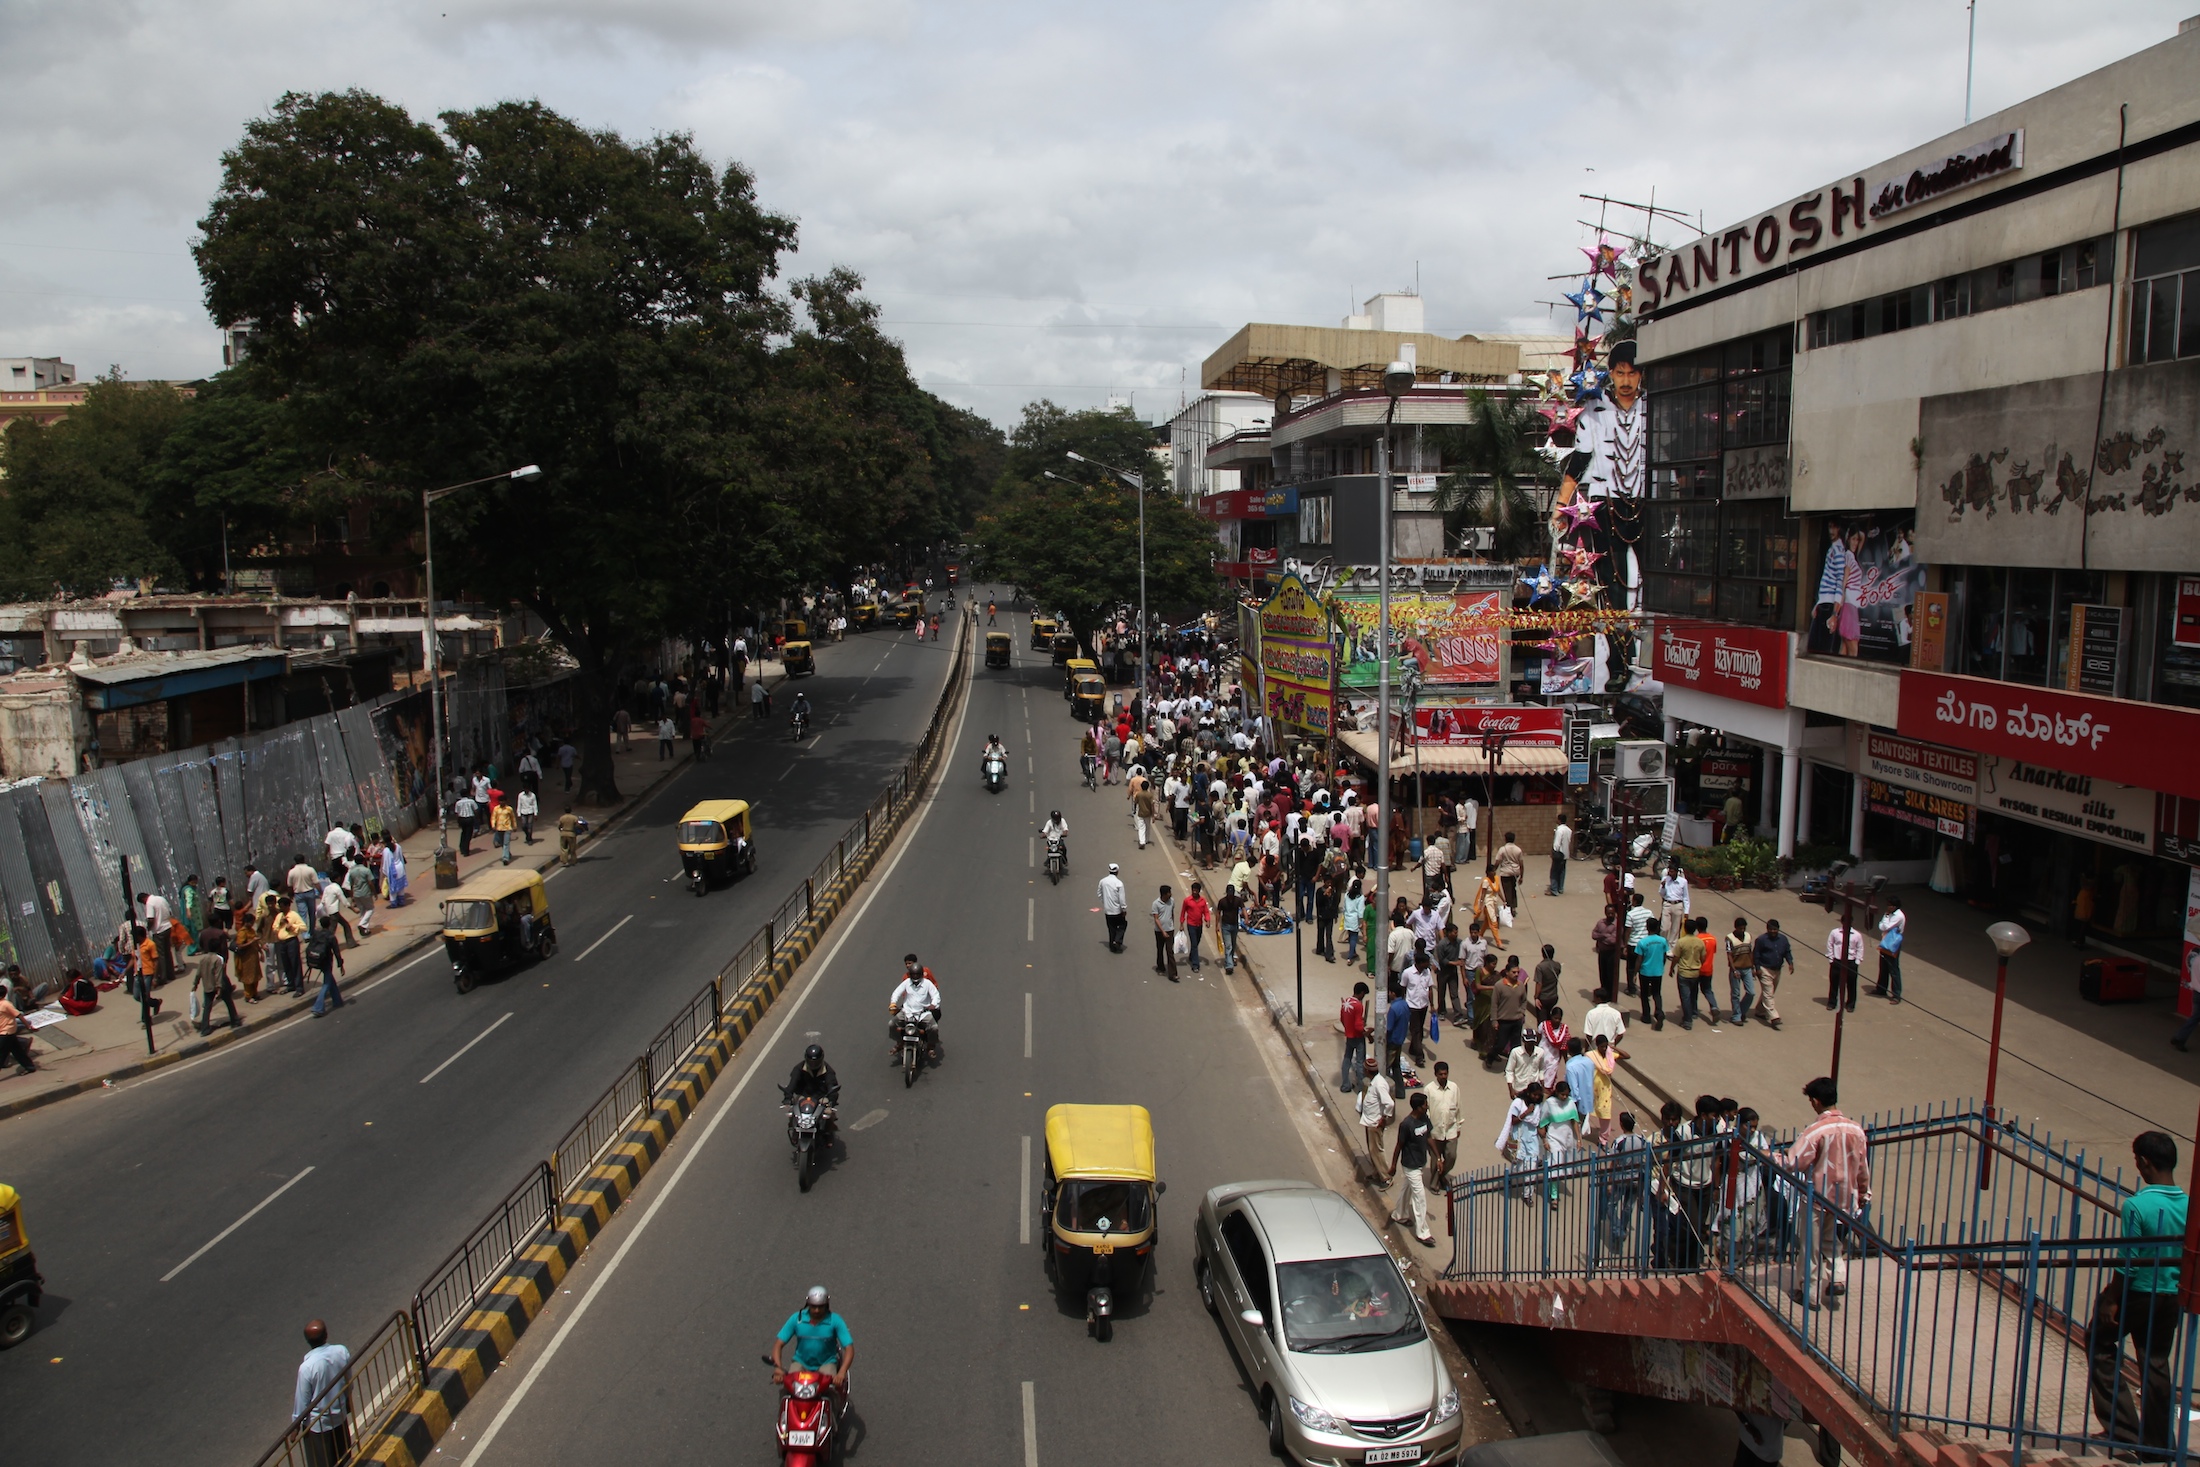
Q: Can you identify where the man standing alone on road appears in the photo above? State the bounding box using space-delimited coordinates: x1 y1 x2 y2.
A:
1872 898 1906 1004
1547 816 1572 896
1356 1053 1394 1184
1494 832 1525 913
1780 1077 1869 1309
1658 863 1690 942
293 1320 351 1467
1751 919 1791 1029
1826 913 1865 1013
1389 1091 1438 1246
2086 1130 2189 1454
1131 775 1158 850
1097 864 1128 952
1426 1060 1463 1185
1151 883 1179 981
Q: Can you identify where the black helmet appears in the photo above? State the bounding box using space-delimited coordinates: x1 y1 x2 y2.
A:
804 1044 824 1065
1050 810 1061 821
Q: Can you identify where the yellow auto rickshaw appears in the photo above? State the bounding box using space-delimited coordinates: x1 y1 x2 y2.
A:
854 602 878 631
1051 632 1077 666
985 631 1013 668
1063 656 1098 698
894 602 919 629
1071 672 1107 722
782 640 815 676
0 1182 43 1349
678 798 756 895
1042 1105 1162 1342
441 866 556 994
783 616 809 643
1031 615 1058 650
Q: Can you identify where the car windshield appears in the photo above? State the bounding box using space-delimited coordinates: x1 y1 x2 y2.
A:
1057 1179 1150 1234
444 899 494 931
680 821 725 845
1275 1255 1426 1353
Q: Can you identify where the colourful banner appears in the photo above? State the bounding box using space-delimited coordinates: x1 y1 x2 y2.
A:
1329 591 1505 688
1257 574 1335 735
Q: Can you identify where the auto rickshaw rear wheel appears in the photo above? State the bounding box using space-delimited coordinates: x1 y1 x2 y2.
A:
0 1303 33 1349
454 966 477 994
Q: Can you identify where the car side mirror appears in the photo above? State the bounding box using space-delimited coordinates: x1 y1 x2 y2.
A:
1240 1308 1265 1328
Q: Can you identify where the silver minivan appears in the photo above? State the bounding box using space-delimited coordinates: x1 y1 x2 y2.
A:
1194 1181 1463 1465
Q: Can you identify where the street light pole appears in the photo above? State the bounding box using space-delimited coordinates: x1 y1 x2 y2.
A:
1826 875 1886 1087
1374 361 1415 934
423 464 542 868
1978 919 2031 1189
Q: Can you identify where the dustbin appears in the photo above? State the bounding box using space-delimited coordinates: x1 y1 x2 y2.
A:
433 845 459 889
1409 837 1424 862
2079 956 2149 1004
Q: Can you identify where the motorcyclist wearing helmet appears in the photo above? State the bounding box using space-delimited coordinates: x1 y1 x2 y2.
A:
790 690 813 726
784 1044 840 1145
772 1284 853 1393
1041 809 1068 863
887 954 941 1060
982 734 1006 769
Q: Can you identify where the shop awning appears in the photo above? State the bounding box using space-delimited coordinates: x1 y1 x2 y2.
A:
1337 728 1568 775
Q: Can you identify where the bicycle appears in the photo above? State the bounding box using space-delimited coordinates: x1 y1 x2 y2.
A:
1081 754 1098 792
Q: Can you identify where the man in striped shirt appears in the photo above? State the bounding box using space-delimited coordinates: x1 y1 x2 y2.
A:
1780 1076 1870 1308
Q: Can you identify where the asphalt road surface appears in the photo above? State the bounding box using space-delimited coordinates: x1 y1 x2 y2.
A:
438 600 1354 1467
0 617 958 1466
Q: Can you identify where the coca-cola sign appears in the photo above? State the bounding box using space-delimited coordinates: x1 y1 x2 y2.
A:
1392 700 1564 748
1652 619 1790 710
1897 669 2200 802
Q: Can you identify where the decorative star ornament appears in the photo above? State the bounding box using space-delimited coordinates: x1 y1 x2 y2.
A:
1537 437 1574 465
1564 578 1601 607
1569 364 1608 402
1535 398 1584 436
1556 498 1601 532
1581 240 1623 278
1564 283 1609 327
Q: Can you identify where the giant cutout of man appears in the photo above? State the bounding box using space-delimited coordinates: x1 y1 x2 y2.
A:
1551 339 1646 691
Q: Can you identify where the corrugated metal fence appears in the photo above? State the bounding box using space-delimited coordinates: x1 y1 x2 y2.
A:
0 672 503 987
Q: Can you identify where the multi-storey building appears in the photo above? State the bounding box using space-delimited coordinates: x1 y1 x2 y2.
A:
1635 18 2200 952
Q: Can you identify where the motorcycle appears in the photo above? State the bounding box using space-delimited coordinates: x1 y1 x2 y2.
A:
894 1010 936 1087
762 1358 840 1467
983 753 1006 792
790 708 811 742
779 1087 832 1192
1044 833 1067 885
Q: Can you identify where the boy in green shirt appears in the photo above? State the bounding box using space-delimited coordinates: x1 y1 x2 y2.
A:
2086 1130 2188 1452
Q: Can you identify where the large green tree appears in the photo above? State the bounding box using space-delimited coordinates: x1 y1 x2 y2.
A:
1434 389 1556 562
0 376 192 598
974 401 1217 650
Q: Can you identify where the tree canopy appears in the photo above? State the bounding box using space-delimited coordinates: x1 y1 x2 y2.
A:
973 402 1217 648
1434 389 1556 562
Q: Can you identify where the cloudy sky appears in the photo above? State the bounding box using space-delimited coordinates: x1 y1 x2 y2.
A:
1 0 2188 429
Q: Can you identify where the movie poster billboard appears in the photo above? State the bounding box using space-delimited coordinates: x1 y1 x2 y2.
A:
1538 634 1608 697
1330 591 1504 689
1257 573 1335 735
1806 511 1925 663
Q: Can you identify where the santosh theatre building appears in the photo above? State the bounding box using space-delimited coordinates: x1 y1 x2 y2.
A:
1632 18 2200 960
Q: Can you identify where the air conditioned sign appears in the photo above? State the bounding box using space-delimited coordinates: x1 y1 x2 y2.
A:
1869 132 2022 221
1652 620 1790 710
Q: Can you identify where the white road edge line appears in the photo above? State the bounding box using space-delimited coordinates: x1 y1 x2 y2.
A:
419 1013 515 1085
1020 1135 1031 1245
161 1166 314 1283
572 915 633 963
1028 836 1034 869
1023 1379 1039 1467
457 631 974 1467
1027 897 1034 942
1024 992 1033 1059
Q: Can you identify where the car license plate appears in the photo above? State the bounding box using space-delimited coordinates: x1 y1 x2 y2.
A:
786 1431 816 1447
1364 1448 1420 1465
1092 1244 1115 1255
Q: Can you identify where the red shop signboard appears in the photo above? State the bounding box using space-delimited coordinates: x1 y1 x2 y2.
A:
1652 619 1790 710
1398 702 1565 747
1895 669 2200 802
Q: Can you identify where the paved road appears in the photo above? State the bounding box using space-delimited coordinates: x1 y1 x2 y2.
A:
442 601 1354 1467
0 619 958 1466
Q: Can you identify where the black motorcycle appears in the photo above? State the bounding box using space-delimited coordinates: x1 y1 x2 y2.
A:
1044 833 1067 885
790 708 811 742
779 1087 833 1192
894 1012 938 1087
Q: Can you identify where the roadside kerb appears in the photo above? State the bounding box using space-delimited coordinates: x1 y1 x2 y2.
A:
241 615 972 1467
0 669 791 1125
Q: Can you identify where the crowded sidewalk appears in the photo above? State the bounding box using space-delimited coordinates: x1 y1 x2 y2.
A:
0 657 782 1117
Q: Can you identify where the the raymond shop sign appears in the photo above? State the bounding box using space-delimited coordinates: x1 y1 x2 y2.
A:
1898 668 2200 802
1652 619 1789 709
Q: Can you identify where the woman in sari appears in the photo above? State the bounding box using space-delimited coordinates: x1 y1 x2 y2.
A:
1474 866 1507 950
231 905 265 1002
382 839 409 907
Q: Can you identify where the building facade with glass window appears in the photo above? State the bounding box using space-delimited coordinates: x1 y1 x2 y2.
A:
1634 18 2200 952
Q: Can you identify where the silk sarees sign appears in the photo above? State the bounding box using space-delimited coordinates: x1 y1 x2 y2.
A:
1258 573 1335 735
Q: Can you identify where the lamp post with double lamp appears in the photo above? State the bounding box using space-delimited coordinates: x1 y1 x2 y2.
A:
1825 874 1887 1087
423 464 541 874
1064 450 1148 713
1976 919 2031 1189
1373 359 1416 931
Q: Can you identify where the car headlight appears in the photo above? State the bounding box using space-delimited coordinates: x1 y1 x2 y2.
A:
1433 1387 1460 1424
1288 1396 1342 1433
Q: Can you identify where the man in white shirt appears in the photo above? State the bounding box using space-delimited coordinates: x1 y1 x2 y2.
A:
1386 915 1416 977
1402 950 1436 1064
1582 996 1627 1048
1827 919 1866 1013
1658 866 1691 942
1355 1054 1395 1183
1424 1061 1464 1183
1547 819 1573 896
1622 893 1654 996
1458 797 1479 861
324 825 358 865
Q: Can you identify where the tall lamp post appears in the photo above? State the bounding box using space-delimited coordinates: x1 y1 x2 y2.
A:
1825 874 1887 1087
1066 450 1148 712
1373 359 1415 931
1977 919 2031 1189
424 464 541 873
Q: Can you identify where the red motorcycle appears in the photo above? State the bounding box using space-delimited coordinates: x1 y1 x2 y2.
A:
769 1361 842 1465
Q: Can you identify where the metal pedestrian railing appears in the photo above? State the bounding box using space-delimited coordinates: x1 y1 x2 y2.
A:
250 611 973 1466
1442 1101 2195 1463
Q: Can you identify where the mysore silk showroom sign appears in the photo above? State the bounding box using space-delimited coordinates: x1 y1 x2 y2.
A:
1258 574 1335 735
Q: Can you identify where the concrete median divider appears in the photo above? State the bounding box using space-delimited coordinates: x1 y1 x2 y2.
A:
248 615 973 1467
